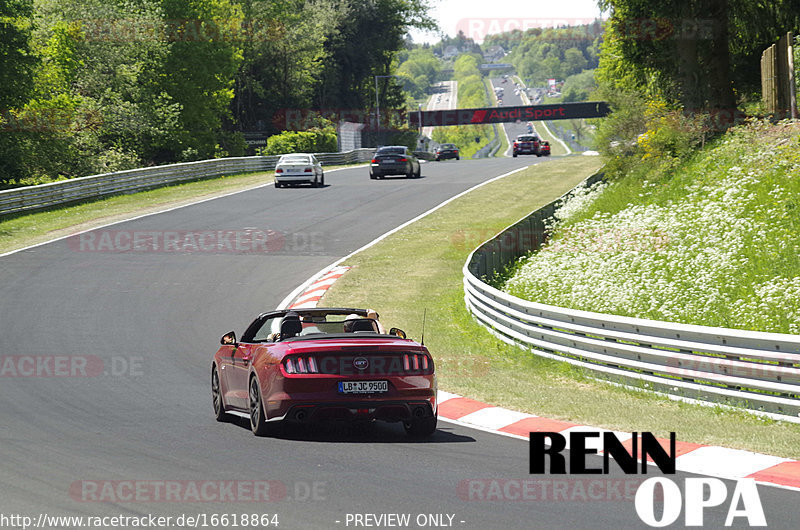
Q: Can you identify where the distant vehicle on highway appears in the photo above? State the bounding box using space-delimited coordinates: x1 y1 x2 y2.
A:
369 146 421 179
211 307 437 437
513 134 544 157
274 153 324 188
434 143 460 161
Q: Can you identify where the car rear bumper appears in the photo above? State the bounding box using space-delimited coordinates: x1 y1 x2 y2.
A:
265 376 436 421
281 399 436 423
276 174 316 184
370 163 409 176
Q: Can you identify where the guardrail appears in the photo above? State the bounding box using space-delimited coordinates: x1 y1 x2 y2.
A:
463 172 800 420
0 148 376 217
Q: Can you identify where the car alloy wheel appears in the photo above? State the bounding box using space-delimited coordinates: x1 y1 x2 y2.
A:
211 367 228 422
249 376 270 436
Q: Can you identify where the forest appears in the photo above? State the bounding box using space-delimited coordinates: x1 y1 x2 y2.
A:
0 0 433 185
3 0 800 187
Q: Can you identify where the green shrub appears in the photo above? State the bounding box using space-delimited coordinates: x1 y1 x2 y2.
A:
258 127 337 156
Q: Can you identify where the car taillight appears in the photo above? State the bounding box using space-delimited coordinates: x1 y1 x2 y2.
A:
398 157 407 162
304 168 312 173
284 355 319 374
276 168 283 173
371 159 378 163
402 353 431 373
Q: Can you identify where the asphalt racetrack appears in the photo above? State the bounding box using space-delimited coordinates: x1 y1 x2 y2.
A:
1 157 798 529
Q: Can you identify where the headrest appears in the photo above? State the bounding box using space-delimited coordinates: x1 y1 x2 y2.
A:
349 319 377 332
280 313 302 337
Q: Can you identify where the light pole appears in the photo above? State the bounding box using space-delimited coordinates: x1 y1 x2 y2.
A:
374 74 401 129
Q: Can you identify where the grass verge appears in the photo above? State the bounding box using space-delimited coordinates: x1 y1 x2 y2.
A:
321 155 800 459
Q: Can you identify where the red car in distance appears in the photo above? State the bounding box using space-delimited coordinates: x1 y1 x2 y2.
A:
539 141 551 156
212 308 437 437
512 134 542 157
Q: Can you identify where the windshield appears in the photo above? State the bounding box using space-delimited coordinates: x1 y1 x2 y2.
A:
279 155 311 164
376 147 405 155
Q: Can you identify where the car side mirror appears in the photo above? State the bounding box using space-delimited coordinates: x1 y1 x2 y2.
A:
389 328 406 339
220 331 237 345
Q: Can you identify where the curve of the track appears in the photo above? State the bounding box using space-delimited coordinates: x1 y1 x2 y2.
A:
1 156 797 529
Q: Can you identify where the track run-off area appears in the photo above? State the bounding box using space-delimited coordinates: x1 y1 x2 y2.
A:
1 155 798 529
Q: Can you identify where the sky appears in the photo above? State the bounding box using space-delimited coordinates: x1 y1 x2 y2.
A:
410 0 607 44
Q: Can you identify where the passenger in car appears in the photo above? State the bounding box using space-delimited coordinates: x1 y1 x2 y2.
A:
343 313 382 333
366 309 387 334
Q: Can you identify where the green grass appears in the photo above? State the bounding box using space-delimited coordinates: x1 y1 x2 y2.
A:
322 154 800 459
0 163 364 255
532 122 570 156
505 120 800 334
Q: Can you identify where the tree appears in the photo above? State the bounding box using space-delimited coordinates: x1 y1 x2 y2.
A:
563 47 588 77
0 0 38 182
232 0 329 133
598 0 800 112
160 0 244 159
313 0 435 122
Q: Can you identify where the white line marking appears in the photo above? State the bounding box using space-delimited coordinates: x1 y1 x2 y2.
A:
277 165 530 309
457 407 534 430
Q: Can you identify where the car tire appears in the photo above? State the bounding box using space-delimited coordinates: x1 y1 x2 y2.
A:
456 156 460 160
249 375 274 436
211 366 229 422
404 414 437 437
415 166 421 178
513 152 518 158
320 173 325 186
275 182 282 188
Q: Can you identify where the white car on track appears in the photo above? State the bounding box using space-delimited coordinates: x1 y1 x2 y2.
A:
274 153 324 188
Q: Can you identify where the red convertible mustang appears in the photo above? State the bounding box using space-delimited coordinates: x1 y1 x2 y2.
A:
211 308 437 437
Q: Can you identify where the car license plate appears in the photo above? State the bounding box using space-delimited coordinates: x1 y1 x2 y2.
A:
338 380 388 394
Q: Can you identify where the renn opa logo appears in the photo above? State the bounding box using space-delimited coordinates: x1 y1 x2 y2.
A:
530 432 766 527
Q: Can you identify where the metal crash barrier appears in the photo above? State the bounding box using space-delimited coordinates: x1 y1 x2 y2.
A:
463 172 800 420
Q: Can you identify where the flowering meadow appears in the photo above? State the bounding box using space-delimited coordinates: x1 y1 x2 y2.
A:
504 120 800 334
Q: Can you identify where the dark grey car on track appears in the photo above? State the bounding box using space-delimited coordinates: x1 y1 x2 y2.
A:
369 146 421 179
